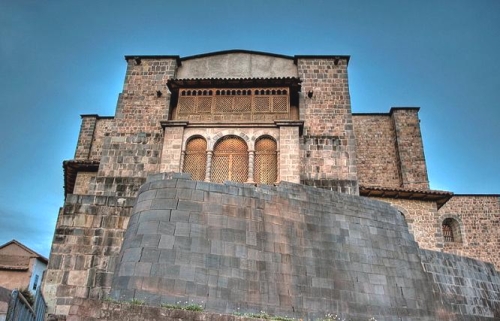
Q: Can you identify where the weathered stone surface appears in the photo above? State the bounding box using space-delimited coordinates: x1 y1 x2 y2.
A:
46 51 500 320
438 195 500 270
43 195 134 314
297 58 358 193
177 52 298 79
353 108 429 190
59 298 305 321
421 249 500 317
109 176 500 320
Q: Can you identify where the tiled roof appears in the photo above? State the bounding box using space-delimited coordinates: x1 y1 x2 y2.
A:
359 185 453 209
0 240 48 264
63 160 99 198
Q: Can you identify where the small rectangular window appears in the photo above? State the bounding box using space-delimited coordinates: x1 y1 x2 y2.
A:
33 274 39 290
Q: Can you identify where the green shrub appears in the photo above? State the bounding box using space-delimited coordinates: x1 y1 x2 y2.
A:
19 288 34 306
161 301 204 312
128 298 145 305
103 296 120 304
270 316 294 321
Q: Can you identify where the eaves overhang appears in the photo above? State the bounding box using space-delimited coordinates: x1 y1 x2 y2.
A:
293 55 350 65
63 160 99 198
125 50 350 67
167 77 302 93
353 107 421 117
124 55 181 66
0 265 29 271
180 49 295 62
359 185 453 209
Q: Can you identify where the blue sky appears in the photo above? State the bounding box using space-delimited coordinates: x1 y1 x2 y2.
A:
1 0 499 257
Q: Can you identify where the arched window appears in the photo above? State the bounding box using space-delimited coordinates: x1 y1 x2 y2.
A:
211 136 248 183
183 137 207 181
442 218 462 243
254 137 277 184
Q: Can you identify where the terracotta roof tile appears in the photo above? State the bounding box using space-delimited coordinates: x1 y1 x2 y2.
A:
359 185 453 209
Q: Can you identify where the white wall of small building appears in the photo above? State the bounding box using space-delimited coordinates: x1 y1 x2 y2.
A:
29 258 47 294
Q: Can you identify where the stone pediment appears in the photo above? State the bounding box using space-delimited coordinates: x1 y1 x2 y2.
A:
176 50 299 79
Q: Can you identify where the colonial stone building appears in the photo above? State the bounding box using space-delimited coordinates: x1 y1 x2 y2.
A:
44 50 500 320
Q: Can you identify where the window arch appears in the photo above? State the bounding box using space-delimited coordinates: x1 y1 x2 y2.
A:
183 137 207 181
254 136 277 184
211 136 248 183
442 218 462 243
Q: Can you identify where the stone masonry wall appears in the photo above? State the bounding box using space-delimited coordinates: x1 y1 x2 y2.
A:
53 298 283 321
160 125 185 174
88 177 147 198
75 115 98 160
438 195 500 270
278 125 300 183
353 109 429 190
297 58 358 194
118 58 177 134
44 195 135 315
420 249 500 319
353 114 401 188
104 174 500 320
370 198 442 252
391 108 429 190
51 52 500 321
53 292 500 321
79 57 178 198
56 253 500 321
110 174 441 320
73 172 97 195
89 117 114 161
96 57 177 181
75 116 115 161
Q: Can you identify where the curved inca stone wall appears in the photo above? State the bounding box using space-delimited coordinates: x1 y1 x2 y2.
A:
419 249 500 319
110 173 500 320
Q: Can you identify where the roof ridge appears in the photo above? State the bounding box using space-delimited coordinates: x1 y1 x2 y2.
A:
0 239 48 263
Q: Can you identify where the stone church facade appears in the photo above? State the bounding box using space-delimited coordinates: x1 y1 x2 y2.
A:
44 50 500 319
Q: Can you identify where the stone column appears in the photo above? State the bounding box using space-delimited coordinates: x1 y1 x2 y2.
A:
205 151 213 182
247 150 255 183
275 150 280 184
179 151 186 172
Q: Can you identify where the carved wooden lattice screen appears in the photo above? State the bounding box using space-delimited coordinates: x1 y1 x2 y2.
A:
254 137 277 184
211 136 248 183
176 88 289 121
183 137 207 181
